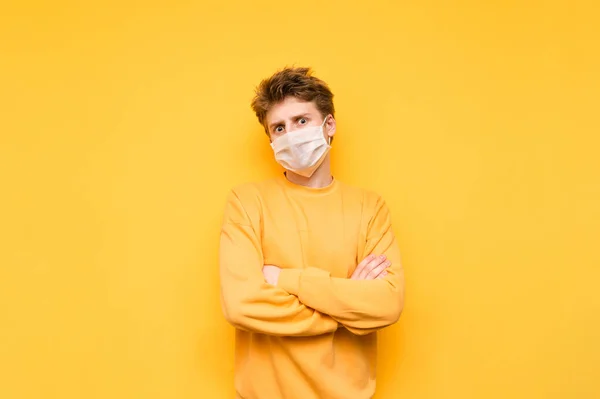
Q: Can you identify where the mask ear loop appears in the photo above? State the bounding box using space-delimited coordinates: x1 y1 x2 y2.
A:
323 115 332 146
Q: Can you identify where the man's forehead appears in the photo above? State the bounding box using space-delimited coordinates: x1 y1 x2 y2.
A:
266 98 318 123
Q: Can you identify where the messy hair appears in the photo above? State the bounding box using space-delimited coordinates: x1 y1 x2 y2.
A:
251 67 335 135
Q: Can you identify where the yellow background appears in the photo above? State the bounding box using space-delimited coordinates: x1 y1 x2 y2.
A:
1 1 599 398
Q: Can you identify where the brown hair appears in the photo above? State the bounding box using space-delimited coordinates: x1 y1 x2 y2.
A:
251 66 335 135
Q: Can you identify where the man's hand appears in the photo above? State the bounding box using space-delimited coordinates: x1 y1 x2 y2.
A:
262 265 281 286
350 255 390 280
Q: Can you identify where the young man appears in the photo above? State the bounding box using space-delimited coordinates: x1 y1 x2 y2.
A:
219 67 405 399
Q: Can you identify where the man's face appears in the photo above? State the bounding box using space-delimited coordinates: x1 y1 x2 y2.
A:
265 96 335 142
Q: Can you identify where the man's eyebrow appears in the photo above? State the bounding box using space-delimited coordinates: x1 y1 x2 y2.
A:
268 120 283 131
268 114 311 130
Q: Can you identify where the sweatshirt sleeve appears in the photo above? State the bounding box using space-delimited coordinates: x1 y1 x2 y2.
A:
219 189 339 337
277 196 405 335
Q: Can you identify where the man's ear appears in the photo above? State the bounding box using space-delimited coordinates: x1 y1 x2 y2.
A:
326 114 336 140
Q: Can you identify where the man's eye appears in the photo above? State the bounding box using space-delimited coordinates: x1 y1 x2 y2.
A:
299 118 307 124
275 126 284 133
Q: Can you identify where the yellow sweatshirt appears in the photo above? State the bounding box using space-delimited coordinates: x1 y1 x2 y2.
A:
219 174 404 399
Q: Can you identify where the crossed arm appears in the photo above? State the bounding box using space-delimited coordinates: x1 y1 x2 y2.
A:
218 191 405 337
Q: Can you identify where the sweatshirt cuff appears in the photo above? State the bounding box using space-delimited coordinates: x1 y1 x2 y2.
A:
302 267 331 278
277 269 302 295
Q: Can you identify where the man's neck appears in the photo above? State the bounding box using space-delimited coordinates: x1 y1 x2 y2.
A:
284 157 333 188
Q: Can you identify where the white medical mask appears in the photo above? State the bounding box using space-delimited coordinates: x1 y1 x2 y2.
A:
270 116 331 178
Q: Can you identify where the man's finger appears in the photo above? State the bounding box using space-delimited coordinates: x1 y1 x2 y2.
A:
365 260 391 280
358 255 386 280
376 271 389 279
351 255 376 279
